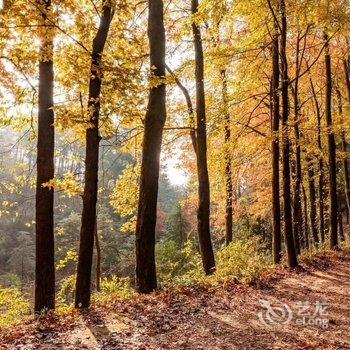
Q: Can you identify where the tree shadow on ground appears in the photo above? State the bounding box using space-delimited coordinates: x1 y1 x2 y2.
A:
81 309 112 347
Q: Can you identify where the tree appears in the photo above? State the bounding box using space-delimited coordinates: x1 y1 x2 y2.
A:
135 0 167 294
335 83 349 225
75 2 114 308
291 31 304 253
310 77 325 242
306 156 319 244
340 66 350 223
191 0 215 275
165 203 190 247
280 0 298 268
270 15 282 264
324 33 338 250
221 70 233 246
35 0 55 313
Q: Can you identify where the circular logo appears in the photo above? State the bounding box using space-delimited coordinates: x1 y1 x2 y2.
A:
258 299 293 326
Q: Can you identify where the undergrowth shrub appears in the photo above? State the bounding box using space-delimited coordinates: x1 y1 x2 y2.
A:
298 238 350 266
156 237 272 287
156 240 203 287
298 241 328 261
0 288 30 328
214 238 272 284
57 275 136 307
93 276 136 303
57 275 76 307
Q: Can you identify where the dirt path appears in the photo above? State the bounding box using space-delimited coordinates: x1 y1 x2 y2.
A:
2 253 350 349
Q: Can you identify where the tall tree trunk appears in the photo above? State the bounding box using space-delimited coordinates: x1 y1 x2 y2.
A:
292 34 303 253
75 3 114 308
341 137 350 224
318 153 326 243
35 0 55 313
324 33 338 250
342 61 350 224
307 157 319 245
336 86 350 223
302 184 310 248
280 0 298 268
270 27 282 264
335 89 350 232
94 220 101 292
344 59 350 103
135 0 166 294
310 78 325 242
191 0 215 274
221 70 233 246
337 197 345 241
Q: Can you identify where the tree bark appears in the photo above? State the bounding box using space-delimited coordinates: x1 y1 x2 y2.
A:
191 0 215 274
135 0 166 294
306 157 319 245
94 220 101 292
302 184 310 248
341 139 350 224
35 0 55 314
344 59 350 103
75 3 114 308
342 61 350 223
324 33 338 250
338 210 345 241
336 86 350 223
292 33 303 253
221 70 233 246
310 78 325 242
280 0 298 268
270 26 282 264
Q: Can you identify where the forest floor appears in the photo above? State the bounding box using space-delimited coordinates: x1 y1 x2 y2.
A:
1 251 350 350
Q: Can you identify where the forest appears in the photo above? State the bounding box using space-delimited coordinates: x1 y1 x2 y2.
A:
0 0 350 348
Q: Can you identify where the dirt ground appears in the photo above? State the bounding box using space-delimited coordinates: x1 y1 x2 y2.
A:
1 252 350 350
